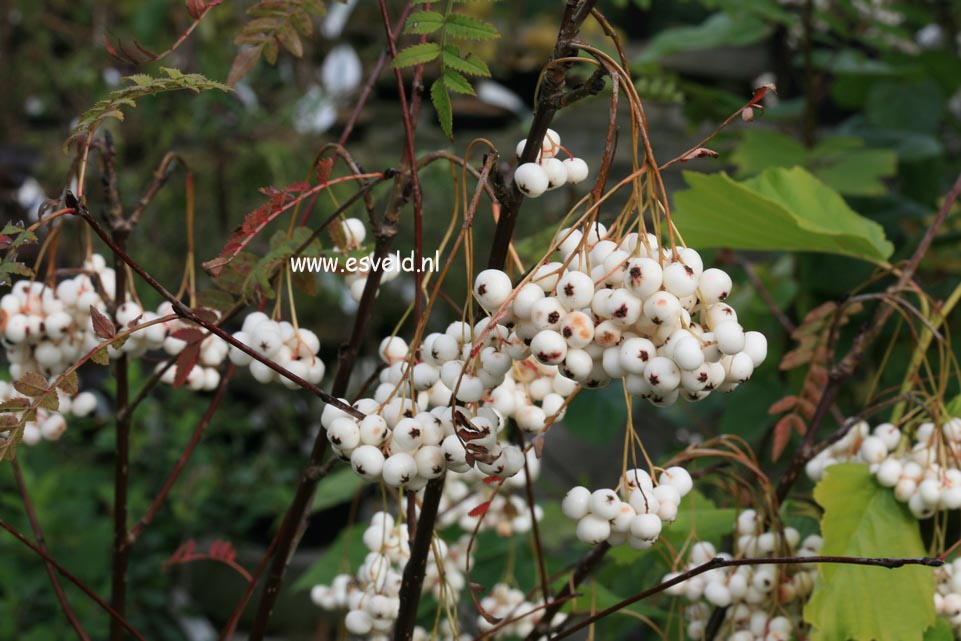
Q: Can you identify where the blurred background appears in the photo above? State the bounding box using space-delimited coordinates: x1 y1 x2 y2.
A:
0 1 959 639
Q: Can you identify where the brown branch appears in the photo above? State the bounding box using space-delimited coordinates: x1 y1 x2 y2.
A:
487 0 601 271
11 461 90 641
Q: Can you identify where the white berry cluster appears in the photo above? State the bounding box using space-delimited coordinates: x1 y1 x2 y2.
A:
935 556 961 633
228 311 326 389
513 129 590 198
0 379 98 445
438 450 542 537
473 226 767 407
310 510 471 639
476 583 567 640
560 466 693 547
1 255 120 378
665 512 822 641
806 418 961 519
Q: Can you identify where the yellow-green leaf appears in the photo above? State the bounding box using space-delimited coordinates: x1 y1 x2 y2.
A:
673 167 894 263
444 13 499 41
805 463 936 641
393 42 441 69
430 78 453 140
404 10 445 35
442 69 475 95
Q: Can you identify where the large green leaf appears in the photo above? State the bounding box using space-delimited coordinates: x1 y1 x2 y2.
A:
673 167 894 263
310 464 364 513
637 12 771 63
805 464 936 641
731 131 897 196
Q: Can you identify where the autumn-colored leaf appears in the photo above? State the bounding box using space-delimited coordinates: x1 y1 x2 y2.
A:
13 372 48 398
679 147 720 162
173 343 201 389
90 306 116 339
57 372 79 396
468 500 492 518
768 395 799 415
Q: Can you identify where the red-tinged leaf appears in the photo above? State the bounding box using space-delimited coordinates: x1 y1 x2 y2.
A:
0 397 31 412
532 434 545 458
797 397 817 421
747 83 777 107
172 327 205 344
468 582 503 625
468 501 492 518
768 395 799 415
679 147 719 162
14 372 48 398
126 314 144 329
186 0 205 19
227 45 263 86
771 416 794 462
169 539 197 564
173 343 201 389
192 307 219 325
315 158 334 184
0 235 12 250
104 35 121 59
57 371 79 396
482 475 501 485
210 182 316 265
90 306 116 339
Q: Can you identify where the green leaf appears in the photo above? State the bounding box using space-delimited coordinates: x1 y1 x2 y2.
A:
923 619 954 641
673 167 894 263
392 42 441 69
637 12 770 63
804 463 936 641
404 10 445 35
430 78 453 140
442 46 490 77
442 69 475 96
947 394 961 418
310 465 364 513
292 522 367 591
731 130 897 196
443 13 499 41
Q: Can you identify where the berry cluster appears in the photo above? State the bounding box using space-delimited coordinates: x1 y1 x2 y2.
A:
512 129 590 198
476 583 566 640
935 556 961 633
665 513 821 641
473 226 767 407
0 379 97 445
310 511 471 640
228 311 326 388
560 467 693 547
806 418 961 519
1 256 117 378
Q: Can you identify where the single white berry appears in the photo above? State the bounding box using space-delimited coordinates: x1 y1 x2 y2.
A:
563 157 589 184
474 269 513 312
514 163 549 198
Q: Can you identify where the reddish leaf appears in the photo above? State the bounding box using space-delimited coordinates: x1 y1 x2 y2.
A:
0 235 12 250
185 0 205 19
13 372 48 398
171 327 205 344
468 501 492 518
771 416 794 462
482 475 501 485
315 158 334 184
468 582 503 625
747 83 777 107
532 434 545 458
227 45 263 86
768 395 798 415
90 306 116 339
173 343 201 389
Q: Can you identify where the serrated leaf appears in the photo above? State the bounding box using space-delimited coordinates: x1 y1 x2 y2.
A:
13 372 48 398
404 10 445 35
0 398 31 412
673 167 894 263
38 392 59 412
443 13 499 41
442 69 475 95
275 23 303 57
805 463 935 641
442 47 490 77
392 42 441 69
90 306 116 339
430 78 453 140
91 348 109 366
56 371 79 396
